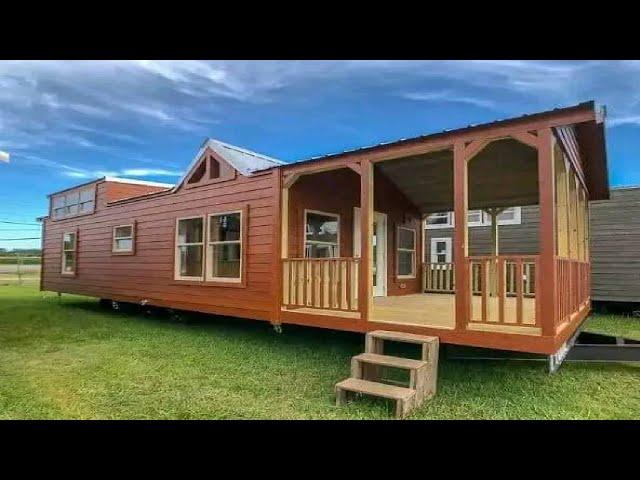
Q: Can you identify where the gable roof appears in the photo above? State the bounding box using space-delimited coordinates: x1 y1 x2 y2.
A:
175 138 285 190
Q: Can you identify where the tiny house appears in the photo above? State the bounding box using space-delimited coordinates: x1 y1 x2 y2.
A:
40 101 609 356
423 186 640 308
590 186 640 306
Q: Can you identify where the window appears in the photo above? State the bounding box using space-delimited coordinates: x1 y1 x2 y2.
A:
430 238 452 264
112 224 134 254
489 207 522 226
467 210 484 226
187 160 206 184
425 212 452 229
425 207 522 229
304 210 339 258
175 217 204 280
397 227 416 278
209 157 220 179
52 186 95 220
61 231 77 275
207 211 242 282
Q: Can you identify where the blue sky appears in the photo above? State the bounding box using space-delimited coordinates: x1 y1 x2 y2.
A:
1 60 638 249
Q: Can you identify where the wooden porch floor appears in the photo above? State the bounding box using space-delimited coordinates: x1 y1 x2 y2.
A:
372 293 456 329
372 293 539 335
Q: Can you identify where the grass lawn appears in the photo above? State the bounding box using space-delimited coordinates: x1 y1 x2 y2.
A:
1 284 639 419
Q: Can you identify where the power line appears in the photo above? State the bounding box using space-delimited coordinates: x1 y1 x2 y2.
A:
0 227 42 231
0 220 41 226
0 237 41 241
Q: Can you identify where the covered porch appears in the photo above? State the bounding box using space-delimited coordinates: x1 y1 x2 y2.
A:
276 103 604 354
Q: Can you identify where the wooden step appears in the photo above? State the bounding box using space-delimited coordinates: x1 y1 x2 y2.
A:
335 378 415 418
367 330 438 345
335 378 415 400
352 353 427 370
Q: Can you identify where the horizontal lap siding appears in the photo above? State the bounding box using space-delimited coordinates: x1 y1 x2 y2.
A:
288 168 422 296
42 172 278 322
424 205 540 259
590 188 640 302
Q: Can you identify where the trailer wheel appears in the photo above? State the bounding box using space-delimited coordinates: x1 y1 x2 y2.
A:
98 299 112 308
111 300 121 311
167 309 186 323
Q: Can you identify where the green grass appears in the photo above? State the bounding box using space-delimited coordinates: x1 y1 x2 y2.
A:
1 285 639 419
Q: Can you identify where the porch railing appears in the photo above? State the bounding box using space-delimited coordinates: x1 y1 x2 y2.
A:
422 261 536 296
282 257 360 313
555 257 589 327
423 262 455 293
467 255 540 328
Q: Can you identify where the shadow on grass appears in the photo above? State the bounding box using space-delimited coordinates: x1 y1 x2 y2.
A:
54 295 365 354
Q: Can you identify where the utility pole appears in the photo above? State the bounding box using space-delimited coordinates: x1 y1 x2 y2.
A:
17 252 22 285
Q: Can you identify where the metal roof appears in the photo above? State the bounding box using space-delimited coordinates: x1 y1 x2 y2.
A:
286 101 601 168
173 138 286 190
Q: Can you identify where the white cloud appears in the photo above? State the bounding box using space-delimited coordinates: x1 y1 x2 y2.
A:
401 90 497 109
121 168 182 177
607 115 640 127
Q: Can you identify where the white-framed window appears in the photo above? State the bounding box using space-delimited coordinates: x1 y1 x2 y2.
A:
112 224 134 253
61 231 77 275
397 226 416 278
467 210 485 227
175 216 205 280
485 207 522 226
304 210 340 258
425 207 522 229
430 237 452 264
207 211 242 282
425 212 452 229
52 186 95 220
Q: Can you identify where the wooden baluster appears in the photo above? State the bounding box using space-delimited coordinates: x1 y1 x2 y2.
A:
516 259 523 325
345 260 351 311
481 261 488 322
498 258 505 324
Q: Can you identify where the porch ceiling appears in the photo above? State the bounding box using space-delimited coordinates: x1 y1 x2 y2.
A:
375 138 539 215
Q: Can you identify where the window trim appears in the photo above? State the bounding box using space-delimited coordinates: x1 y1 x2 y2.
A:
424 212 453 229
430 237 453 264
112 222 136 255
206 210 243 283
61 230 78 276
424 207 522 229
174 215 206 281
51 185 96 221
303 209 340 258
396 226 417 279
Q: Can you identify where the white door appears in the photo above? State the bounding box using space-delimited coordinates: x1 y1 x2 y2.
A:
353 208 387 297
430 237 452 265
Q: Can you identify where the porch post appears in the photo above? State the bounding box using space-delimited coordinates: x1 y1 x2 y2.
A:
359 159 373 322
453 142 469 330
537 128 557 337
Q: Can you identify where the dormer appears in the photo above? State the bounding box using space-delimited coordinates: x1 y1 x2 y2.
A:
184 148 236 189
176 138 285 192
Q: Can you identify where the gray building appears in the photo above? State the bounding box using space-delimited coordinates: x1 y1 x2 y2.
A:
423 186 640 305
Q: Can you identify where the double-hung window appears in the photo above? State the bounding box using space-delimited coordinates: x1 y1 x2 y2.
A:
207 211 242 282
175 217 205 280
112 224 135 254
61 231 77 275
304 210 340 258
397 227 416 278
175 211 244 283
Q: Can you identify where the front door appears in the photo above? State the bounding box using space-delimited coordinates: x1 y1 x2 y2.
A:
354 208 387 297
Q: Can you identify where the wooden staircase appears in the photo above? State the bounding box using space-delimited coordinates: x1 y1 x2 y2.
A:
335 330 439 418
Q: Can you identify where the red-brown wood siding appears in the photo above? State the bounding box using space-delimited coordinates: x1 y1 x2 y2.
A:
104 182 171 203
42 171 279 322
287 168 422 296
